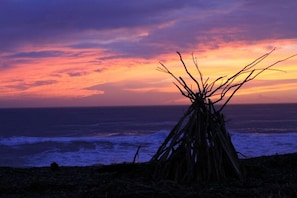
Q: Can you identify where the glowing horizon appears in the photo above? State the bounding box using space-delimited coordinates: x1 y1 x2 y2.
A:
0 1 297 108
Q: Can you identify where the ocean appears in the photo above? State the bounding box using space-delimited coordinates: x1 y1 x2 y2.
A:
0 104 296 167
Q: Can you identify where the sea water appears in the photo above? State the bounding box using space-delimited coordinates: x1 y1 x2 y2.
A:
0 104 296 167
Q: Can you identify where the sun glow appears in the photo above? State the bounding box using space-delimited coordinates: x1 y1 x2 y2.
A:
0 39 297 107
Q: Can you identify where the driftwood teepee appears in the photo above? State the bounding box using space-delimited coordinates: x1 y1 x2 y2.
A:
150 49 296 183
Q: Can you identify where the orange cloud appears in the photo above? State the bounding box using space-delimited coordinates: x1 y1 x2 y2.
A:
0 39 296 107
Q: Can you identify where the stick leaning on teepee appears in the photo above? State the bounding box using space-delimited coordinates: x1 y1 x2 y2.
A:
150 49 296 183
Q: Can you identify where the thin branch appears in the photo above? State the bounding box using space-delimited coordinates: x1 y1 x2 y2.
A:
177 52 201 93
207 48 276 97
192 53 204 91
218 70 255 111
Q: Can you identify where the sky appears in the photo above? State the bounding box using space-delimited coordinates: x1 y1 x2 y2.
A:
0 0 297 108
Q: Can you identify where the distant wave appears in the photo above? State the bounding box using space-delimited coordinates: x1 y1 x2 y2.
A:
1 130 297 167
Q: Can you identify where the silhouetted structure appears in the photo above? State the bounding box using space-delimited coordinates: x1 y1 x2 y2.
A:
151 49 296 183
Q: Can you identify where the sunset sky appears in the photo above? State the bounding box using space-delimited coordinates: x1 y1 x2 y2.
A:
0 0 297 108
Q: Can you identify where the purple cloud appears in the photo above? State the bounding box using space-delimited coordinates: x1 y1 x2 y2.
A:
67 72 88 77
0 0 296 59
7 80 57 90
9 51 68 58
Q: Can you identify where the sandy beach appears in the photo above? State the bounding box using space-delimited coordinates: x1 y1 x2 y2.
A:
0 152 296 197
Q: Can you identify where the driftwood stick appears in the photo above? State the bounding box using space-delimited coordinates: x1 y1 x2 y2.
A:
133 145 141 163
177 51 202 93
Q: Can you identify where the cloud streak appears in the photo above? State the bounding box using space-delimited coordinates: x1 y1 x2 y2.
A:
2 0 296 58
6 80 57 91
8 51 68 58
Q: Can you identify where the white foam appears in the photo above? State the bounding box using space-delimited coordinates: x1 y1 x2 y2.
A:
5 131 168 167
1 130 296 167
231 132 297 158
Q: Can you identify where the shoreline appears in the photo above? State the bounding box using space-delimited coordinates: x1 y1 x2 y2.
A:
0 152 296 197
2 151 296 169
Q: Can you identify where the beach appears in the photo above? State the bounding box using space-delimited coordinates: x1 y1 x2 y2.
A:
0 105 296 197
0 152 296 197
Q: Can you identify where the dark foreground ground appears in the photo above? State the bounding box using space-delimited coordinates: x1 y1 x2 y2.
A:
0 153 296 198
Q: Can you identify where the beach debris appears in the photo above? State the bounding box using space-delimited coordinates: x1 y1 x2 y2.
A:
151 49 296 183
133 145 142 164
50 162 60 171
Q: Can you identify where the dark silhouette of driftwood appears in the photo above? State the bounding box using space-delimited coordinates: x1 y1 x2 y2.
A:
151 49 296 183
